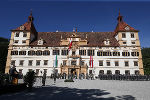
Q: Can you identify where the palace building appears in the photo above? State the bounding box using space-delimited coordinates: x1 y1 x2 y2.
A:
5 11 144 77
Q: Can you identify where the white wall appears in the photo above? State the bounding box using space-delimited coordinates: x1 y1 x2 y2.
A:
11 46 140 76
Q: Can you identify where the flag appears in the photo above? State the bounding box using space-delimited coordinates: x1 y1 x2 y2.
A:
92 56 93 68
90 56 93 68
54 55 57 67
68 38 72 51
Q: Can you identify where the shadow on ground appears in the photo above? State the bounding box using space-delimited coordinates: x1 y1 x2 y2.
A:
0 86 136 100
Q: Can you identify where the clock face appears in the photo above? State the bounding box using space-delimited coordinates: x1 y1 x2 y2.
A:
20 25 25 30
125 26 130 30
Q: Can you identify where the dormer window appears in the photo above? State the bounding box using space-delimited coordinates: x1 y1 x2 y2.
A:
38 38 44 45
104 39 110 45
125 26 130 30
20 25 25 30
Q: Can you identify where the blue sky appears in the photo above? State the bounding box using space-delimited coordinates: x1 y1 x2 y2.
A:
0 0 150 47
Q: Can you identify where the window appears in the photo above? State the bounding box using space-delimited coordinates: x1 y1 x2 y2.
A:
89 70 92 74
125 70 130 75
106 61 110 66
104 40 110 45
107 70 112 75
19 51 26 55
115 70 120 75
125 26 130 30
131 33 134 38
44 69 47 74
61 50 68 55
11 60 16 66
36 60 40 66
35 69 40 75
53 50 60 55
115 61 119 66
23 32 27 37
125 61 129 67
19 69 23 74
134 61 138 66
122 52 130 56
113 52 120 56
15 32 19 37
99 70 104 75
135 70 139 75
97 51 103 56
131 41 135 44
44 60 48 65
22 40 26 44
79 50 86 55
14 40 19 43
80 60 84 66
131 52 139 56
122 33 126 38
72 50 76 55
28 69 33 72
123 41 126 44
28 60 33 66
11 51 18 55
19 60 24 66
101 51 112 56
63 60 67 66
71 60 76 65
36 51 42 56
87 50 94 56
28 51 36 55
99 61 103 66
43 50 50 55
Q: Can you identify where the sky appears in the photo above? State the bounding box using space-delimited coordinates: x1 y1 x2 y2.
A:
0 0 150 47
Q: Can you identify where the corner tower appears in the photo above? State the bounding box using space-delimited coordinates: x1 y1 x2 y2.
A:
114 11 144 75
5 11 37 73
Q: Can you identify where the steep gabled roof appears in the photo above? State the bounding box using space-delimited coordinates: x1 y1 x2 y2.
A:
11 11 37 33
114 12 138 35
30 32 119 47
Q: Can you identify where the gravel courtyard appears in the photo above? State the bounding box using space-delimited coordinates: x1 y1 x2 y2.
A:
0 79 150 100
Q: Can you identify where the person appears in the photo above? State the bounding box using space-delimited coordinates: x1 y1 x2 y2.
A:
9 65 18 84
54 74 56 83
42 72 46 86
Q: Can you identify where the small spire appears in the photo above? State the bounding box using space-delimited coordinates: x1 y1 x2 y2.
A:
61 34 62 39
86 34 87 38
76 27 77 32
117 10 123 23
73 28 75 32
119 9 121 16
30 9 32 16
28 9 34 22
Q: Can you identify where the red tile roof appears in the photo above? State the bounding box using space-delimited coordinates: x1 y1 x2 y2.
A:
114 12 138 35
30 32 119 47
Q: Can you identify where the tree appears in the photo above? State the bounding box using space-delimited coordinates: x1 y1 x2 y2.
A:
0 37 8 73
23 71 36 91
142 48 150 75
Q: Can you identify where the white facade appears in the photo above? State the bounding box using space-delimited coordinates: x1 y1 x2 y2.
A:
10 45 140 76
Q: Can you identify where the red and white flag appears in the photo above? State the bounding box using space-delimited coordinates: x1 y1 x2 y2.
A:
68 38 72 51
90 56 93 68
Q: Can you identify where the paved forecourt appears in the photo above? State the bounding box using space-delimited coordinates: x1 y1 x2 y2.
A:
0 79 150 100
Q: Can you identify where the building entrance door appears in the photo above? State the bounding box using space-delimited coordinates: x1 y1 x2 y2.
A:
68 68 77 78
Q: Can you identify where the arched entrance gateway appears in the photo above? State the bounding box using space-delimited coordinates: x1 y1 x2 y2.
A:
60 32 88 78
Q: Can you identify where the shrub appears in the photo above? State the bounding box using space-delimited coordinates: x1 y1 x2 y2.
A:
64 79 74 82
23 71 36 91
